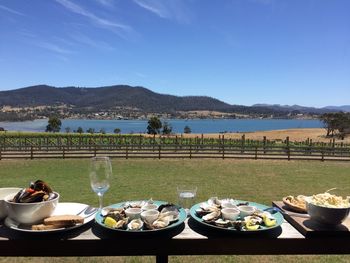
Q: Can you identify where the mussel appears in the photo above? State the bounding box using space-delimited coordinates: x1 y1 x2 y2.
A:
11 180 54 203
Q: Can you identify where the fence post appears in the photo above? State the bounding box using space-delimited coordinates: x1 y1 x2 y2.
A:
126 145 128 159
287 146 290 161
321 148 324 162
30 146 33 160
263 136 266 154
255 146 258 160
94 145 97 157
241 134 245 154
158 145 161 159
189 144 192 159
222 144 225 159
62 146 65 159
0 146 2 160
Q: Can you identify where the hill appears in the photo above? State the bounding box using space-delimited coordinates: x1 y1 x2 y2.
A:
0 85 234 112
0 85 344 121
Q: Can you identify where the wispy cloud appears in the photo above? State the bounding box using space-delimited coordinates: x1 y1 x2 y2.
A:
94 0 114 8
35 41 73 55
135 72 147 78
0 4 25 16
133 0 192 24
55 0 132 37
70 33 115 51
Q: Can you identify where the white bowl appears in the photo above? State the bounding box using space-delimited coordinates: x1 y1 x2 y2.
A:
4 191 59 224
125 207 142 220
221 208 240 221
141 203 159 211
0 188 22 220
238 205 256 218
221 202 238 209
306 199 350 225
141 209 159 224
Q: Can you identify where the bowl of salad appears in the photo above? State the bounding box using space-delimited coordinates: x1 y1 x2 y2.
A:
305 190 350 225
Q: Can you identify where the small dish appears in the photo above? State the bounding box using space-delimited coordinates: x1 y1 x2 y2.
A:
141 204 158 211
238 205 256 218
221 208 240 221
125 207 142 220
141 209 159 224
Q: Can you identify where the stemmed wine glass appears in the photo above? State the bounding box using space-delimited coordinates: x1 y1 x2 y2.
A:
89 156 112 211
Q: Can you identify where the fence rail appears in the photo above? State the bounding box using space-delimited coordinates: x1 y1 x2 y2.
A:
0 143 349 161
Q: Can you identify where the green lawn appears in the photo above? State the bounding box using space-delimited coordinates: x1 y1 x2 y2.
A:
1 158 350 263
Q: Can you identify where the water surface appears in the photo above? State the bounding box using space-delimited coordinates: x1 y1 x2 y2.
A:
0 119 323 134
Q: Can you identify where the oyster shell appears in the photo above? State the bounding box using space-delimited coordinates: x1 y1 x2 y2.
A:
152 217 170 229
207 197 222 207
244 215 263 225
115 218 128 229
214 218 230 228
202 210 221 222
127 219 144 230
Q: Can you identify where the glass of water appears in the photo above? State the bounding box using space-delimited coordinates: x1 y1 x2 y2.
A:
177 186 197 215
89 156 112 211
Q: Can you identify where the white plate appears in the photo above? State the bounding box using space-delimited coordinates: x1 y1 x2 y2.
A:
4 202 97 233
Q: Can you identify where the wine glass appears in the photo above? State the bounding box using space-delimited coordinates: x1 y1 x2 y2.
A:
89 156 112 211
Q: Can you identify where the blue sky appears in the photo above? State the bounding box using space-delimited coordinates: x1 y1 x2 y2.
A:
0 0 349 107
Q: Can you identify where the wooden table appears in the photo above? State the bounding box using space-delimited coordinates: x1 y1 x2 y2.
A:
1 217 350 263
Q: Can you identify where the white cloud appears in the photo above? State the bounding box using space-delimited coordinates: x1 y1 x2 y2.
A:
94 0 114 8
55 0 132 35
70 33 115 51
133 0 192 24
35 41 73 55
0 4 25 16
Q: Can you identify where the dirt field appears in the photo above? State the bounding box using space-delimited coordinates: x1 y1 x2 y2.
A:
163 128 350 143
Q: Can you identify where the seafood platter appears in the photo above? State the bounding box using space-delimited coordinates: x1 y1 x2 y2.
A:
190 197 284 232
95 199 187 232
3 180 97 232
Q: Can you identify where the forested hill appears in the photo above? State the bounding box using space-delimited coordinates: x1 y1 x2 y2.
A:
0 85 232 111
0 85 285 115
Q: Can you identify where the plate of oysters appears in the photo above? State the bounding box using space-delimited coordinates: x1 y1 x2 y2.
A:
190 197 284 232
95 199 187 232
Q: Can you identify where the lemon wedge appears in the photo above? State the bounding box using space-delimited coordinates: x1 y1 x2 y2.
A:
104 216 117 228
263 216 276 227
246 224 259 231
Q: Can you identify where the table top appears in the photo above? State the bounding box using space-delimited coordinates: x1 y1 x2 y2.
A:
2 214 350 257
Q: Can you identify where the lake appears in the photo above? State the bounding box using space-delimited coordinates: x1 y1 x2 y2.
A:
0 119 323 134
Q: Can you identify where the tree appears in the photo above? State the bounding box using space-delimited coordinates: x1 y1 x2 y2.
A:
114 128 121 134
319 112 350 138
65 127 71 133
0 127 5 131
45 116 61 133
184 125 191 134
162 121 172 135
99 128 106 134
86 128 95 134
77 127 83 134
147 116 162 134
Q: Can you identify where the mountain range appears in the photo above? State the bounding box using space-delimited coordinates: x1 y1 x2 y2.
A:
0 85 348 116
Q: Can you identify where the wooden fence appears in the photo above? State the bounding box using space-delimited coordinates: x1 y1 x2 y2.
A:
0 144 349 161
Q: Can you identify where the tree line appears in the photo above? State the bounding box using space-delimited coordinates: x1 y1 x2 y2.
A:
42 116 192 135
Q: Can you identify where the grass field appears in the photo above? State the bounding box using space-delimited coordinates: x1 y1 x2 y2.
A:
1 159 350 263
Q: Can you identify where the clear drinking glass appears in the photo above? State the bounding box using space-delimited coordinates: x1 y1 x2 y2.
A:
89 156 112 211
177 186 197 215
